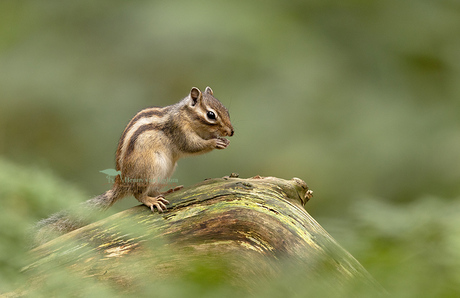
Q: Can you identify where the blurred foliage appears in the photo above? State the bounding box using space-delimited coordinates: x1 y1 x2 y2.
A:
1 0 459 296
0 158 87 292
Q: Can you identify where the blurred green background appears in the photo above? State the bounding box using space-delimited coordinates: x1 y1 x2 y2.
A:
1 0 459 296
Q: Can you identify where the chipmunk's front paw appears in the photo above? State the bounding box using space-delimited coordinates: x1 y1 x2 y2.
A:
144 196 170 213
215 137 230 149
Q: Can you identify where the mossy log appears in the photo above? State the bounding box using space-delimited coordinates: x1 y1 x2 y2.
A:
23 175 383 295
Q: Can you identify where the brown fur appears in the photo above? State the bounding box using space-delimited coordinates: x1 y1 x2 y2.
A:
35 87 234 246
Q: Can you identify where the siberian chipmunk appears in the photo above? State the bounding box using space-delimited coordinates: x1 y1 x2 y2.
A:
35 86 234 245
93 86 234 212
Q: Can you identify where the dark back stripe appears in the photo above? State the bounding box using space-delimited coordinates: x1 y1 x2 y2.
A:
119 107 166 146
125 122 164 156
116 107 171 167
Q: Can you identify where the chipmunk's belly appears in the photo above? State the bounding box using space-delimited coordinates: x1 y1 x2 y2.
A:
146 151 177 188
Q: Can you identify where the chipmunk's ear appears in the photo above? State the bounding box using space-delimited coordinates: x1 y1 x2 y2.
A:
204 86 213 96
190 87 202 106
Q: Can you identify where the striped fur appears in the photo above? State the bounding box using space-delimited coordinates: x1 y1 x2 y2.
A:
35 86 234 246
114 86 234 206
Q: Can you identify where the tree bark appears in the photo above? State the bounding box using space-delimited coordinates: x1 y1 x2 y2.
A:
22 175 383 295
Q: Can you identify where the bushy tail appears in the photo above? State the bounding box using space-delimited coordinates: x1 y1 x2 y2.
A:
82 189 119 210
33 189 122 247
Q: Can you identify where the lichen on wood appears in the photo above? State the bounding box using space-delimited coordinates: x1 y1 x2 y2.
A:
23 175 383 295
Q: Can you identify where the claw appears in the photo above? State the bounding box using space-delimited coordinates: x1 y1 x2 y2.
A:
215 138 230 149
144 196 170 213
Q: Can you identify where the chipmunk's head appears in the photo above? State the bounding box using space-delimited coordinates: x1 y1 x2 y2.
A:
186 86 234 140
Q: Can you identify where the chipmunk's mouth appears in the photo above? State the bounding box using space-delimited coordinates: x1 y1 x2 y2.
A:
207 128 233 140
205 134 223 141
224 128 234 137
219 128 234 138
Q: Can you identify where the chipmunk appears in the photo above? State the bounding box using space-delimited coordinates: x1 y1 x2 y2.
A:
35 86 234 245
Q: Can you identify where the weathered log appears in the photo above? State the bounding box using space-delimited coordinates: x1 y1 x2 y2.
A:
22 175 383 295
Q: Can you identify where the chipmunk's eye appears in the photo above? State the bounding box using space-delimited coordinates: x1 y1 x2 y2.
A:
207 111 216 120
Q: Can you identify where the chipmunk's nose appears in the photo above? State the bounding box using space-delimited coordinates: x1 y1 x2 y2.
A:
228 127 234 137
